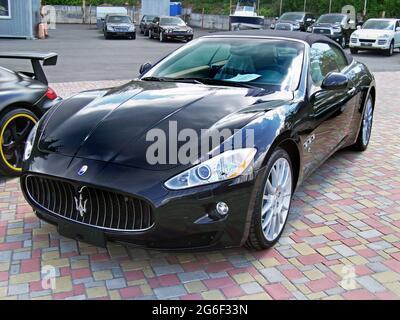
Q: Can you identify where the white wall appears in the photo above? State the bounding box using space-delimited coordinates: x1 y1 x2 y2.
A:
141 0 170 17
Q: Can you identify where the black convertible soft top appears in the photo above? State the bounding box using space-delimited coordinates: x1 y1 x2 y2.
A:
206 30 354 64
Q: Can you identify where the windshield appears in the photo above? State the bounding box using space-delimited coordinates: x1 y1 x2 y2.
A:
363 20 395 30
317 14 345 24
160 17 185 25
108 16 131 24
280 13 304 21
143 38 304 92
145 15 156 22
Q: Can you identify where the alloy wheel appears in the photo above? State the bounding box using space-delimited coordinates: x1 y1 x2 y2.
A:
362 97 373 146
261 157 292 241
0 114 37 171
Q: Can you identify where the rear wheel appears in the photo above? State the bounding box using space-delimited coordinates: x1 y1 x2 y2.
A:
341 36 346 49
351 94 374 151
0 108 38 177
246 148 294 250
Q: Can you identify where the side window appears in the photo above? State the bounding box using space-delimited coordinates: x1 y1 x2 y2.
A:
309 42 348 86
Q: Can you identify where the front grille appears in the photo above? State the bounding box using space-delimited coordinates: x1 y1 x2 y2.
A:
359 39 376 43
25 175 154 231
114 27 129 32
275 23 292 31
313 28 331 35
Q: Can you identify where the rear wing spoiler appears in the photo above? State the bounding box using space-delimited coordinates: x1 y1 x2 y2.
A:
0 52 58 85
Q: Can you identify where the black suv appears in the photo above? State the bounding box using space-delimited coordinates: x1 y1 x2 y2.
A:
271 12 316 32
103 14 136 40
148 16 193 42
309 13 357 48
139 14 156 36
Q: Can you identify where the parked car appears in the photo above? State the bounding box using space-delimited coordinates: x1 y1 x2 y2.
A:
148 16 193 42
308 13 356 48
139 14 156 36
21 31 375 250
103 14 136 40
270 12 316 31
349 18 400 56
0 52 61 176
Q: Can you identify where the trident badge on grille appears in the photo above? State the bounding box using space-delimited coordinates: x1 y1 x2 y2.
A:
74 187 88 218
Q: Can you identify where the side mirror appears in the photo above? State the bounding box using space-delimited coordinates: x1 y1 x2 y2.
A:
396 27 400 32
139 62 152 75
321 72 349 90
275 17 279 21
306 18 312 22
349 20 355 24
357 25 361 30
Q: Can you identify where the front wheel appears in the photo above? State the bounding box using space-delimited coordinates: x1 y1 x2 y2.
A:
0 108 38 177
350 48 358 54
351 94 374 151
385 41 394 56
246 148 294 250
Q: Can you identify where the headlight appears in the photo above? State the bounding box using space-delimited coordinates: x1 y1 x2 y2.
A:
187 28 193 33
107 25 113 31
352 33 359 38
164 148 257 190
379 34 390 38
23 123 38 161
129 25 135 31
293 23 300 30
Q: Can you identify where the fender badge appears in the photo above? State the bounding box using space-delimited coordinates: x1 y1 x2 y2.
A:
78 165 88 176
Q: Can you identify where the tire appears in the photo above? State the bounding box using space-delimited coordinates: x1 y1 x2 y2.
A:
140 28 144 34
104 32 110 40
246 148 294 250
187 37 193 42
341 36 346 49
385 41 394 56
350 48 358 54
144 28 149 36
351 94 374 152
148 29 153 39
131 33 136 40
159 32 165 42
0 108 38 177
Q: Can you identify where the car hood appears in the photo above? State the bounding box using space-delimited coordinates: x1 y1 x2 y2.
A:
161 24 189 30
39 80 292 170
107 23 133 27
352 29 393 38
313 22 340 28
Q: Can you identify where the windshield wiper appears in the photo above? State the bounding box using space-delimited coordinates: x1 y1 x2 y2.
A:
141 76 202 84
174 77 261 89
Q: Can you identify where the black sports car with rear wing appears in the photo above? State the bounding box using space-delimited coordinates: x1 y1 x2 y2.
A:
21 31 375 250
0 52 62 176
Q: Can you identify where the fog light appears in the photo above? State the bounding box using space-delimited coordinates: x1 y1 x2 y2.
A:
216 202 229 216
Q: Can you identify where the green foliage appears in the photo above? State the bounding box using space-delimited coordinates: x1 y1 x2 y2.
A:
43 0 400 18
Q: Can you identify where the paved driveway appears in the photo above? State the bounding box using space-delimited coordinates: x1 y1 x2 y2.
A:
0 72 399 300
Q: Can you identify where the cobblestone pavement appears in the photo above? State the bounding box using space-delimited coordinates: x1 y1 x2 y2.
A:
0 72 399 300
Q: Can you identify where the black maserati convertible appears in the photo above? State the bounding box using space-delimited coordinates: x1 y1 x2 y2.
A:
21 31 375 250
0 52 61 176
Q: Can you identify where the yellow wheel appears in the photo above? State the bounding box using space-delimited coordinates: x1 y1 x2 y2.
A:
0 109 38 177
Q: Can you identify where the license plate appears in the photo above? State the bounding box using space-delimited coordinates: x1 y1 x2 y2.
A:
116 32 126 35
58 221 106 247
361 43 373 47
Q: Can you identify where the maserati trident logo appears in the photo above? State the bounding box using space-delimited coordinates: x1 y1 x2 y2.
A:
74 187 88 218
78 165 88 176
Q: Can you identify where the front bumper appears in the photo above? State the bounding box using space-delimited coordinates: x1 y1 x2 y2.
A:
164 32 193 40
21 153 258 250
107 31 136 37
349 38 391 50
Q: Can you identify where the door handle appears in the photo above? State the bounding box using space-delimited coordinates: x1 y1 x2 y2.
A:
347 87 356 95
